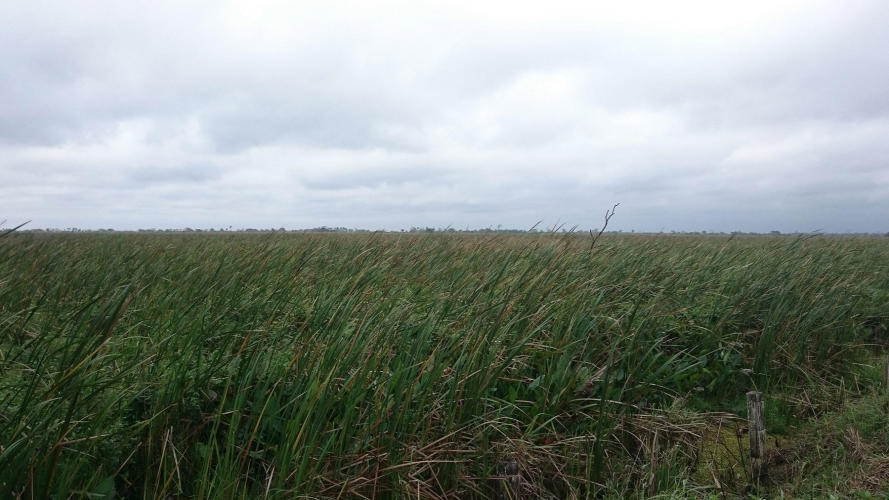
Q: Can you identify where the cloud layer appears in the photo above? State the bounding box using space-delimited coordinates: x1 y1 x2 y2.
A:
2 1 888 232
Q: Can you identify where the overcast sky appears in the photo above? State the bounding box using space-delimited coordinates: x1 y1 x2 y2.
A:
2 1 888 232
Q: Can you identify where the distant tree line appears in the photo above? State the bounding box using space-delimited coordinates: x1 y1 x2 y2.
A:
15 227 889 237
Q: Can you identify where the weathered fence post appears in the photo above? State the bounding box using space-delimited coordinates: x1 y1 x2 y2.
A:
883 356 889 394
495 459 520 500
746 391 766 485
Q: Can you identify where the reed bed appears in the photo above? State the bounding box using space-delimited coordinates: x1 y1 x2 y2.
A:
1 232 887 497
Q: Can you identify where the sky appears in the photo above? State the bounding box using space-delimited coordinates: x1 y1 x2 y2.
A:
2 1 888 233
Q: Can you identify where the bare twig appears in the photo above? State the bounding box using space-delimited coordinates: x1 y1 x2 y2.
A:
589 204 619 251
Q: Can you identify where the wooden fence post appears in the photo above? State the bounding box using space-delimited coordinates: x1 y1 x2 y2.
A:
747 391 766 485
495 459 520 500
883 356 889 393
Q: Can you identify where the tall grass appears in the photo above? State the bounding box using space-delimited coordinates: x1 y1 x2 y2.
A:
1 232 887 497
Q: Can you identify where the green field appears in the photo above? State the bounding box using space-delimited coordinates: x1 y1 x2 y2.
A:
1 232 888 498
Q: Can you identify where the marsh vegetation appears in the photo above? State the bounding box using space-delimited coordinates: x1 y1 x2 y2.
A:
1 232 887 497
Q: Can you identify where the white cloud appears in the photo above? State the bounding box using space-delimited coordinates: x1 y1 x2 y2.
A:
1 0 888 231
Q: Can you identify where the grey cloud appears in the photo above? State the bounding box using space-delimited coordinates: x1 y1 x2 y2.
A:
300 165 453 191
128 164 222 185
1 1 888 233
